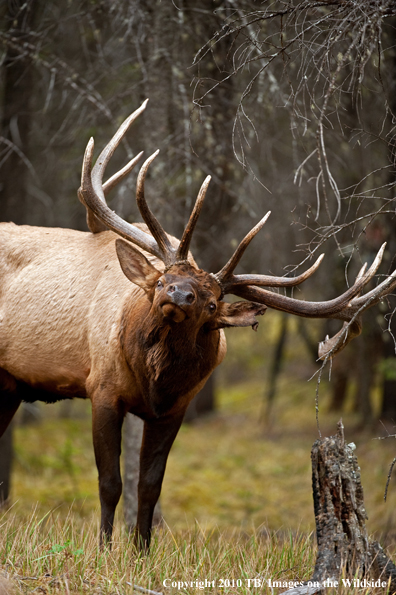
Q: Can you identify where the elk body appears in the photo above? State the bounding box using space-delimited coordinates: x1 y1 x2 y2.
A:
1 100 396 550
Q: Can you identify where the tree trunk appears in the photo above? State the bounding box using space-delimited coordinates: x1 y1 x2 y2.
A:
263 313 287 423
184 375 215 423
0 0 38 510
381 18 396 422
381 369 396 421
352 333 373 421
0 0 37 223
123 413 162 530
381 298 396 422
0 425 13 506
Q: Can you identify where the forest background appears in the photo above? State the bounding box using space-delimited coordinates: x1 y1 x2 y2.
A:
2 0 396 580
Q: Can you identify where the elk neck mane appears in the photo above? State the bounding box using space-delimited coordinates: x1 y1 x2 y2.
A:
119 267 222 417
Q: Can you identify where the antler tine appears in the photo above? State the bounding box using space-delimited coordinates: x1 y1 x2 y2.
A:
355 262 367 283
318 260 396 359
221 253 325 293
136 151 175 266
91 99 149 201
363 241 386 281
215 211 272 286
352 266 396 310
85 152 142 234
80 100 148 235
318 320 362 360
103 151 143 196
176 176 211 261
79 137 163 260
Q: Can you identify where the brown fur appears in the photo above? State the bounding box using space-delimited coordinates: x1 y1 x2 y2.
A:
0 221 265 548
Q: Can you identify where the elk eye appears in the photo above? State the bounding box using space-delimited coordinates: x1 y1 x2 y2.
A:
157 280 163 288
209 303 216 313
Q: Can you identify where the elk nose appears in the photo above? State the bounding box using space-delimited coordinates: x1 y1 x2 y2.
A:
167 285 195 305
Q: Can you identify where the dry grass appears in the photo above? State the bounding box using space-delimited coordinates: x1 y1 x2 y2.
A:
0 510 317 594
0 512 394 594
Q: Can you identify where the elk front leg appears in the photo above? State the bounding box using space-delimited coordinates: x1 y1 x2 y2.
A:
135 414 184 550
91 400 124 547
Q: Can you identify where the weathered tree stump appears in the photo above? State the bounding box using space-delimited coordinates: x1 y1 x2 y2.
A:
311 420 370 582
283 421 396 594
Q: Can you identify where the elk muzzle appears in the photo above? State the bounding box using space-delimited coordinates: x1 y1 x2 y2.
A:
160 284 196 322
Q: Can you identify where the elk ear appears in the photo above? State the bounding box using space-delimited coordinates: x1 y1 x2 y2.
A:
209 301 267 331
115 239 161 292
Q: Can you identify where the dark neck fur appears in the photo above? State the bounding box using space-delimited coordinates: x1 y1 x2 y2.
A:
121 307 220 417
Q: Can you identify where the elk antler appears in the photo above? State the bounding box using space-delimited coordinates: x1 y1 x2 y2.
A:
79 102 396 359
317 264 396 358
78 100 209 268
176 176 211 261
135 150 175 259
79 135 166 261
80 100 148 233
214 213 396 357
227 244 385 315
214 210 325 294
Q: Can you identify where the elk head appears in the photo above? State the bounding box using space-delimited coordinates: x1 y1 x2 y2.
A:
115 239 266 333
78 99 396 361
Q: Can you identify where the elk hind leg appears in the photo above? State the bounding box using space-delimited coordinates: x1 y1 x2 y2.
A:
91 399 124 547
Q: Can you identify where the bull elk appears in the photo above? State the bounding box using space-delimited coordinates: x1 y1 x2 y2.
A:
0 99 395 550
